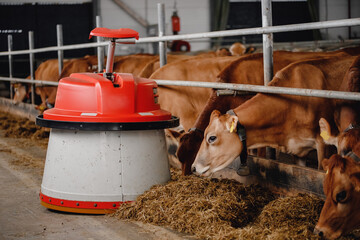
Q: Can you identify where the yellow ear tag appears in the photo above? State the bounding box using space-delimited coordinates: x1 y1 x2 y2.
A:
326 169 329 175
320 131 330 141
230 119 235 133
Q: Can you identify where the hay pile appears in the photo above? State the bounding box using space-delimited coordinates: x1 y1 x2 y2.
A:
234 194 324 240
0 111 49 140
115 169 360 239
115 169 275 239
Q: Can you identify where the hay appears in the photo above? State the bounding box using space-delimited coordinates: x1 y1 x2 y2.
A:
0 111 49 140
233 194 324 240
115 169 275 239
115 170 359 239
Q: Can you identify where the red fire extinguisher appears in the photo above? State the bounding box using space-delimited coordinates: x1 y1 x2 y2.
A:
172 10 180 35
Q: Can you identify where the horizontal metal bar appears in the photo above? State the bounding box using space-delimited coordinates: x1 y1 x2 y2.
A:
0 41 108 56
1 18 359 56
136 18 360 43
154 80 360 101
2 75 360 101
0 76 59 86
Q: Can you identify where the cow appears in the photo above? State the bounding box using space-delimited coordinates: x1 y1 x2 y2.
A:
190 55 357 177
112 54 157 77
319 56 360 155
35 56 103 110
12 56 101 108
13 59 69 105
150 56 239 131
314 57 360 239
149 56 240 168
138 54 192 78
229 42 246 56
314 151 360 239
177 50 355 175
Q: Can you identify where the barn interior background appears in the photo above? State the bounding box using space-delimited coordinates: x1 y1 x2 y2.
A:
1 0 359 80
0 0 360 239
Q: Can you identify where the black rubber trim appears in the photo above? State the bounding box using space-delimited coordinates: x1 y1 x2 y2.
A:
36 115 179 131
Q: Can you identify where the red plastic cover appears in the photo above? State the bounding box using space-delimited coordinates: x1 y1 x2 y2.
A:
89 28 139 40
43 73 171 123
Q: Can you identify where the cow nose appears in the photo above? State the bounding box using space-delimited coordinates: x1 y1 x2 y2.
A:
313 228 324 238
191 165 196 173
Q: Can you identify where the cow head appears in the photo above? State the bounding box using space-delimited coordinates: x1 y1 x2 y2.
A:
13 83 28 104
314 153 360 239
165 128 185 170
320 105 360 156
191 110 243 176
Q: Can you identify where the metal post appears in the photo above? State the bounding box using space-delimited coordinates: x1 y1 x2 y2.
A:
105 40 116 80
262 0 273 86
56 24 64 76
96 16 104 73
28 31 35 105
157 3 167 67
261 0 275 159
8 35 13 100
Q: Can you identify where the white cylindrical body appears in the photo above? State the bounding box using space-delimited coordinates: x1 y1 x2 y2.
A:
41 128 170 202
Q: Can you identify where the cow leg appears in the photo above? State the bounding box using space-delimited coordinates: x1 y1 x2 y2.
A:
36 87 47 111
46 87 57 107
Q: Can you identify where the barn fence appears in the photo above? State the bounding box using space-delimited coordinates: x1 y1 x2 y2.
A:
1 2 360 105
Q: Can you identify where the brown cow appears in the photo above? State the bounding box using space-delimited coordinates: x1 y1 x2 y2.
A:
319 56 360 155
191 55 356 177
112 54 157 77
150 56 239 131
178 50 353 175
149 56 240 168
13 59 69 105
138 54 192 78
35 56 102 110
314 151 360 239
315 57 360 238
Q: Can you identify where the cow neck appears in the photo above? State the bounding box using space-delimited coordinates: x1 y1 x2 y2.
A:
232 93 285 147
226 109 248 165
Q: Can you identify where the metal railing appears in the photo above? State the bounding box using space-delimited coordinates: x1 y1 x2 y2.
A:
0 2 360 104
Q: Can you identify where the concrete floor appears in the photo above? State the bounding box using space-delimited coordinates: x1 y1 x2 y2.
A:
0 132 191 240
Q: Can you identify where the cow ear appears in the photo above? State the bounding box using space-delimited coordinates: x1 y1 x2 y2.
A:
350 172 360 192
166 129 181 139
319 118 337 145
226 115 238 133
210 110 221 121
322 157 330 173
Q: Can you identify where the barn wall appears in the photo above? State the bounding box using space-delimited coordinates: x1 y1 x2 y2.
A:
99 0 211 54
318 0 360 40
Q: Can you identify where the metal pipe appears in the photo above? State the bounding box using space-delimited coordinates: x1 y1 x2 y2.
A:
56 24 64 76
28 31 35 105
2 75 360 101
137 18 360 43
262 0 273 86
348 0 351 39
8 35 13 100
153 80 360 101
0 76 59 86
157 3 167 67
105 40 116 75
96 16 104 73
1 18 360 56
261 0 275 159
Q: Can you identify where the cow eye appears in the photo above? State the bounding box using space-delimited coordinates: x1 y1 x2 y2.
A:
208 136 217 144
336 190 347 203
